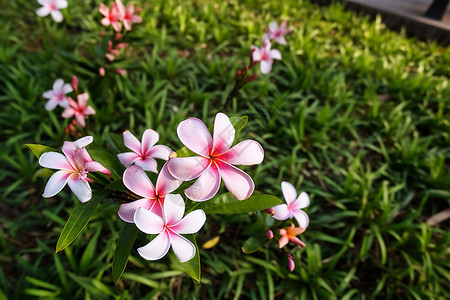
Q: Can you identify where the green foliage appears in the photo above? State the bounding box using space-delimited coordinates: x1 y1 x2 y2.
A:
112 223 139 284
199 193 281 214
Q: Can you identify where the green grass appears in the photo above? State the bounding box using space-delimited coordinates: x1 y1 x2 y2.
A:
1 0 449 299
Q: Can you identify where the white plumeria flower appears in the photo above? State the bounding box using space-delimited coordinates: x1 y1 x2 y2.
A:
36 0 68 23
262 21 291 45
43 78 72 111
134 194 206 263
272 181 310 228
251 40 282 74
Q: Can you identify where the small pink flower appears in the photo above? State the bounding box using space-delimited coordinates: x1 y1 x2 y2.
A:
251 40 282 74
118 164 182 222
287 253 295 272
272 181 310 228
61 93 96 128
134 194 206 262
99 67 106 76
43 78 72 111
263 21 291 45
99 2 125 32
278 224 306 249
167 113 264 201
114 68 127 76
36 0 68 23
39 136 110 203
116 0 142 31
117 129 172 173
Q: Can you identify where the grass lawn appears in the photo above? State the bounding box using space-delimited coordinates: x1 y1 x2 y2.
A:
1 0 449 299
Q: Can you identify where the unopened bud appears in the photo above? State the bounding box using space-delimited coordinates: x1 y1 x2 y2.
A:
287 253 295 272
99 67 106 76
265 230 274 239
71 75 78 93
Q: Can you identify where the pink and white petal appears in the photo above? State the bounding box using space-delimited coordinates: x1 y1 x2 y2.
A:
137 231 170 261
263 40 272 51
272 204 290 220
270 49 282 60
135 157 158 173
170 233 196 263
177 117 212 156
123 165 156 198
74 136 93 149
42 170 72 198
99 3 109 16
53 79 64 91
37 0 48 5
67 177 92 203
251 47 261 62
117 152 140 167
262 33 269 42
278 236 289 248
163 194 185 225
112 21 122 32
43 90 54 99
56 0 68 9
101 18 111 26
39 152 73 171
275 36 287 45
172 209 206 234
147 145 172 160
184 163 220 202
123 130 142 154
61 107 74 118
167 156 210 181
118 198 153 223
58 98 69 108
141 129 159 154
51 10 63 23
281 181 297 205
75 114 86 128
292 210 309 228
45 99 58 111
260 60 273 74
85 161 110 176
268 21 278 32
212 112 235 154
84 106 96 116
123 20 132 31
156 163 182 196
218 140 264 166
61 141 77 168
216 161 254 201
77 93 89 107
134 207 165 234
292 192 310 209
132 15 142 23
62 83 73 94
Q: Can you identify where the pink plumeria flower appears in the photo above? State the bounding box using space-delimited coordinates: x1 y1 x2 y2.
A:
43 78 72 111
39 136 111 203
263 21 291 45
36 0 68 23
278 224 306 249
134 194 206 262
99 2 125 32
272 181 310 228
61 93 95 128
118 164 182 222
167 112 264 201
117 129 172 173
251 40 281 74
116 0 142 31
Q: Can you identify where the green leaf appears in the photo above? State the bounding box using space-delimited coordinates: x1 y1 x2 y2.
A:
105 179 127 192
176 146 195 158
89 148 123 180
56 190 109 253
112 223 138 284
199 193 281 215
25 144 57 159
174 235 201 284
242 235 271 254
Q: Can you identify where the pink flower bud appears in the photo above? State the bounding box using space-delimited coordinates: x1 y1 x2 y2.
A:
115 33 123 40
71 75 78 93
99 67 106 76
265 230 274 239
114 68 127 76
287 253 295 272
264 207 275 215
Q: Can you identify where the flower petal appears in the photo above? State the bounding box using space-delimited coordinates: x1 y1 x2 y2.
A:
218 140 264 166
85 161 110 176
39 152 73 171
147 145 172 160
184 162 220 201
172 209 206 234
43 90 54 99
212 112 235 154
216 161 254 200
293 192 310 209
141 129 159 155
74 136 93 149
67 177 92 203
77 93 89 108
61 107 74 118
36 6 50 17
260 60 272 74
167 156 210 181
123 130 141 154
156 163 182 196
99 3 109 16
268 21 278 32
53 79 64 91
292 210 309 228
177 117 212 156
270 49 282 60
51 10 63 23
163 194 185 225
42 170 72 198
170 233 196 263
272 204 290 220
135 157 158 173
45 99 58 111
62 83 73 94
56 0 68 9
117 152 140 167
123 165 156 198
251 46 261 62
134 207 165 234
137 231 170 261
281 181 297 205
118 198 153 223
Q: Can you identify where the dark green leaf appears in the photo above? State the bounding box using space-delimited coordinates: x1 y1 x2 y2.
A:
199 193 281 215
242 235 271 254
174 234 201 284
89 148 124 180
56 190 109 253
25 144 57 159
229 116 248 132
112 223 138 284
106 179 127 192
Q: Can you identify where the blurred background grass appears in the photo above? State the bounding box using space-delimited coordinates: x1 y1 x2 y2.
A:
1 0 449 299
